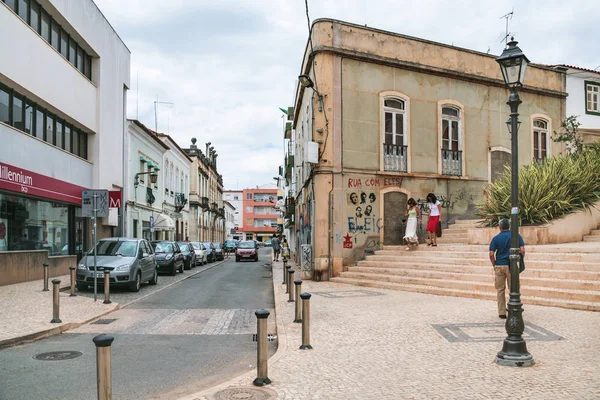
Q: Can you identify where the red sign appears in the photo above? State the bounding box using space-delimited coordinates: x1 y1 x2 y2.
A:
0 161 87 205
109 191 122 208
343 233 353 249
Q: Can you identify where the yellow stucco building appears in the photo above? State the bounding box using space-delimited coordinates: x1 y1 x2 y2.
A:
290 19 566 280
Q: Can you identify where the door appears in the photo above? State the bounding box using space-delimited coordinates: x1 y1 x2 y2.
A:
383 192 407 245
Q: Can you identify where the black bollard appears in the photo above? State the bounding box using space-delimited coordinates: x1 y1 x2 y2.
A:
253 310 271 386
282 259 287 285
43 263 49 291
93 334 114 400
69 266 77 297
50 279 62 323
299 292 312 350
294 280 302 323
287 269 295 302
285 265 292 293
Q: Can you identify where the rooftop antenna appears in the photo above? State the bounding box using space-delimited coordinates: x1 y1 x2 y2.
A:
154 95 174 132
136 70 139 119
500 8 514 47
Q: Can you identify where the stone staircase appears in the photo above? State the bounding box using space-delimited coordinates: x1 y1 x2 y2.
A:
332 220 600 311
583 226 600 242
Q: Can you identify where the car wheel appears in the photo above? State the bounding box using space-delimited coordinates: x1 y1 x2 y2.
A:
130 272 141 292
254 256 259 262
184 260 191 270
149 269 158 285
170 263 177 276
179 262 185 273
76 283 87 291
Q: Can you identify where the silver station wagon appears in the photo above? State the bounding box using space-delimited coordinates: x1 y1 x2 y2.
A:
76 238 158 292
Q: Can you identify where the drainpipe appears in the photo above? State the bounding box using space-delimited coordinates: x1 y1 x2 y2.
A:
446 178 450 228
327 181 333 280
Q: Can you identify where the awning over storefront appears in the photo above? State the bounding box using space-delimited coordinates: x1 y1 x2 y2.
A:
153 213 175 231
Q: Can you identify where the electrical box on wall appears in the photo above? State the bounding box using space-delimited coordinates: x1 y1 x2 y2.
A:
306 141 319 164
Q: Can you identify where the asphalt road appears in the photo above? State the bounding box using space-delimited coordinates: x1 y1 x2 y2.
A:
0 248 276 400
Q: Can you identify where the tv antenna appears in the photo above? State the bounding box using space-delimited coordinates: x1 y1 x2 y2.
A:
500 8 514 46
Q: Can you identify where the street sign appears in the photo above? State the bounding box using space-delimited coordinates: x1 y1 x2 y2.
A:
109 190 122 208
82 190 109 217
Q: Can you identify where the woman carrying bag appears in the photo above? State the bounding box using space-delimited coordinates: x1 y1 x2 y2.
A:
426 193 442 246
403 198 422 251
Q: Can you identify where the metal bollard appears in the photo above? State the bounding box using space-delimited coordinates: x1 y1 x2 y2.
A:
69 266 77 297
253 309 271 387
103 271 111 305
287 269 295 302
50 279 62 323
299 292 312 350
93 334 114 400
294 280 302 323
43 263 49 291
285 265 292 293
282 259 287 285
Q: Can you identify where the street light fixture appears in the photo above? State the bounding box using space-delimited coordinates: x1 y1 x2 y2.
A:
298 74 323 112
495 38 534 368
134 171 158 187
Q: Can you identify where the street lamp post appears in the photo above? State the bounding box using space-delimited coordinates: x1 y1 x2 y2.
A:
495 38 534 367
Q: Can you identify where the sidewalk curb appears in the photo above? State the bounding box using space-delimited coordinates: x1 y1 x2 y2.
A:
0 261 226 350
0 303 120 350
176 259 291 400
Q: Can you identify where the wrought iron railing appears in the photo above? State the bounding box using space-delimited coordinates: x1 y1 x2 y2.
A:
383 144 408 172
146 187 155 205
441 149 462 176
200 197 209 209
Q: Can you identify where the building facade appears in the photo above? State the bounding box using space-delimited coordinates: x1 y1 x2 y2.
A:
223 189 243 240
184 139 224 243
242 185 278 242
224 200 236 241
0 0 129 265
291 19 566 280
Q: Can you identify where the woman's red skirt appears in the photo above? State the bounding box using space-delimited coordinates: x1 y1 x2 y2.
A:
426 215 440 232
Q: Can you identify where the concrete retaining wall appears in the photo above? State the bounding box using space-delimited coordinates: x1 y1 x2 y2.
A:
0 251 76 286
467 202 600 245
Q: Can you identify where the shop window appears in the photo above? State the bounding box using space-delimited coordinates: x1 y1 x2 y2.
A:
35 108 44 138
55 120 63 149
72 128 80 157
64 125 71 152
5 0 17 13
30 0 40 33
69 38 77 64
0 87 9 125
17 0 28 23
24 101 34 135
0 193 69 256
45 114 54 144
60 29 68 58
40 10 50 42
12 94 23 130
50 19 59 51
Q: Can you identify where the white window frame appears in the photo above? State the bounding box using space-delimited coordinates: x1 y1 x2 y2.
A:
530 114 552 161
586 81 599 114
379 91 411 172
436 100 465 176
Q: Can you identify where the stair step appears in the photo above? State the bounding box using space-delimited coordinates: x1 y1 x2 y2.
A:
589 230 600 236
349 267 600 290
338 272 600 302
583 236 600 242
330 277 600 311
375 249 600 262
365 255 600 269
454 219 484 225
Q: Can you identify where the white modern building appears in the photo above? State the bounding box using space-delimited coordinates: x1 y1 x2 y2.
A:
555 65 600 143
224 200 236 240
223 189 243 240
0 0 129 263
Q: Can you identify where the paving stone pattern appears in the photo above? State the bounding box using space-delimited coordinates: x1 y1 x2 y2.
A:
186 260 600 400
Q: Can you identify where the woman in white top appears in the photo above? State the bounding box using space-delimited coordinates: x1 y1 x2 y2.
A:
426 193 442 246
403 197 422 250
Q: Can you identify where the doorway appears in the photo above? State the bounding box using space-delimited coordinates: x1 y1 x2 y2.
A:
383 191 407 245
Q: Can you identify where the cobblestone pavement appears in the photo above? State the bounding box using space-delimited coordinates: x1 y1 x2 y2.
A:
0 260 225 348
182 260 600 400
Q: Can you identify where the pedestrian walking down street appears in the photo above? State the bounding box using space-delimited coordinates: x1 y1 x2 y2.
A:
403 198 422 250
271 234 281 262
425 193 442 246
281 236 290 259
489 218 525 319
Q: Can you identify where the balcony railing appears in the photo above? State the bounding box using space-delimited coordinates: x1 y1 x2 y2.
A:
441 149 462 176
383 144 408 172
200 197 209 209
146 188 155 205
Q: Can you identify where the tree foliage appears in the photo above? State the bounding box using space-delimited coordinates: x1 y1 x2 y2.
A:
552 115 583 154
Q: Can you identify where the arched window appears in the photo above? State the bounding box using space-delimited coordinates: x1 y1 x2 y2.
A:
441 107 460 152
164 161 169 191
439 102 464 176
383 97 407 172
533 119 549 161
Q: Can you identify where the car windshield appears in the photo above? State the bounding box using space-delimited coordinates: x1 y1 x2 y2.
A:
153 242 174 253
191 242 202 250
203 242 212 248
213 243 221 249
177 242 189 251
91 240 137 257
225 241 236 246
238 241 255 249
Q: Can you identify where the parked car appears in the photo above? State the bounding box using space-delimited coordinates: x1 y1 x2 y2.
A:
236 240 258 262
203 242 216 262
191 242 208 266
265 239 272 247
151 241 185 276
76 238 158 292
213 242 224 261
224 240 238 254
177 242 196 270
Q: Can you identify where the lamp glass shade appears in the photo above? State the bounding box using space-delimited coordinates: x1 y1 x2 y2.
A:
496 40 529 88
150 173 158 184
298 74 314 88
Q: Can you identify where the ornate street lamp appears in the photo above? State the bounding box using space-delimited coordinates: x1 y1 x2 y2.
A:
495 38 534 367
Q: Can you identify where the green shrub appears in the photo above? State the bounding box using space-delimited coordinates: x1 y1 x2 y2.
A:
477 143 600 227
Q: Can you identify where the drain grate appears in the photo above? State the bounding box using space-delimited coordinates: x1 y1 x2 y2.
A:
33 351 82 361
252 333 277 342
92 318 117 325
214 386 277 400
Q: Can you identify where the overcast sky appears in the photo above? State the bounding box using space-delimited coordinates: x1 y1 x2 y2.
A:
93 0 599 190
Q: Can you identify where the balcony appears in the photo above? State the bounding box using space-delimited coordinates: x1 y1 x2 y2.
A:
285 202 295 219
218 207 225 218
174 192 187 212
383 144 408 172
441 149 462 176
146 188 155 205
200 197 209 209
210 202 218 213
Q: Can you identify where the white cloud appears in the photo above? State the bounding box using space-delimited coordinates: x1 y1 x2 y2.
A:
94 0 600 190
